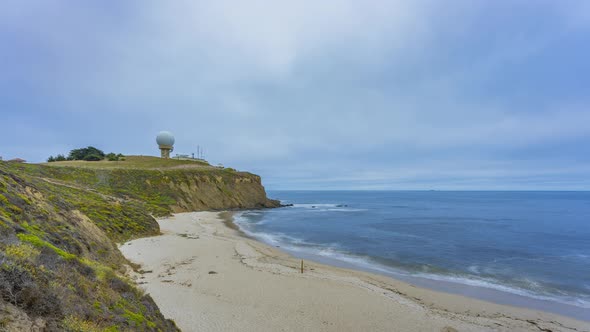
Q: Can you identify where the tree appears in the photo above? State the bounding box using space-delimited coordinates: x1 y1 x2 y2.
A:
68 147 105 161
47 156 55 162
55 154 66 161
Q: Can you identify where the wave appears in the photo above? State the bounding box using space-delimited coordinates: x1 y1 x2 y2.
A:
232 212 590 310
562 253 590 262
317 247 590 309
409 272 590 309
292 203 340 208
290 203 367 212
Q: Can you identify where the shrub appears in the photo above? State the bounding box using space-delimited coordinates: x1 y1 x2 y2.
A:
83 154 103 162
5 244 40 260
0 263 60 315
62 316 108 332
68 147 105 161
0 263 32 305
70 257 96 279
107 275 132 293
124 310 156 328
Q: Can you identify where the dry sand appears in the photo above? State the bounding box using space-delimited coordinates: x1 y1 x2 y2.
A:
120 212 590 332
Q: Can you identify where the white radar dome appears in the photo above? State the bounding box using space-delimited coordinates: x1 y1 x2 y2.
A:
156 131 175 147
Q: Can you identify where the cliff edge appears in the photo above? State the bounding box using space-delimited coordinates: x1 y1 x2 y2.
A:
0 156 279 331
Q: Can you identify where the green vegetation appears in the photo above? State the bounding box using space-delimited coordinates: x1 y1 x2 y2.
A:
68 146 106 161
62 315 119 332
47 154 67 162
0 155 277 330
0 161 178 331
45 155 211 169
106 153 125 161
17 233 76 260
47 146 125 163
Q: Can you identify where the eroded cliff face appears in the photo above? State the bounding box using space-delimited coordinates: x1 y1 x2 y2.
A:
11 162 280 217
166 172 279 212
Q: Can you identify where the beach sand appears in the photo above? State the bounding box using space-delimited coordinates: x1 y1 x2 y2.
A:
120 212 590 332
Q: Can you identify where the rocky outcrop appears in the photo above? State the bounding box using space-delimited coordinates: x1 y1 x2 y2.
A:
166 172 280 212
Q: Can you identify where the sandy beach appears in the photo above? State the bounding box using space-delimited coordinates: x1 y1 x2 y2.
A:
120 212 590 332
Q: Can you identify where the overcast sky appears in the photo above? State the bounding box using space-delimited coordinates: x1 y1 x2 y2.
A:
1 1 590 190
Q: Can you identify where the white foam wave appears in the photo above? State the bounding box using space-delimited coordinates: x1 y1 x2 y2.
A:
233 214 308 247
293 203 340 208
467 265 481 274
233 211 270 226
318 249 590 309
411 272 590 309
563 253 590 262
290 203 365 212
231 211 590 310
327 208 367 212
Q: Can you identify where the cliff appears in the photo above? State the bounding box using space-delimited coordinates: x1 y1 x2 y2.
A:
0 156 279 331
22 156 280 217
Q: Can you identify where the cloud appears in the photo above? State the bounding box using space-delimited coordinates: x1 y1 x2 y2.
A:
1 1 589 189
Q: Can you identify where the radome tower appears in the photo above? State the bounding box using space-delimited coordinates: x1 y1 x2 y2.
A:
156 131 175 159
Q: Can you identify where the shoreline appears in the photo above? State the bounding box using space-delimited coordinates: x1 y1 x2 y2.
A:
232 211 590 321
121 212 590 332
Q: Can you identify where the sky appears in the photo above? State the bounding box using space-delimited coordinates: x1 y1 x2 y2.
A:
1 1 590 190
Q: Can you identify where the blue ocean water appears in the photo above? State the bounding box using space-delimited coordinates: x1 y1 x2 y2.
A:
235 191 590 319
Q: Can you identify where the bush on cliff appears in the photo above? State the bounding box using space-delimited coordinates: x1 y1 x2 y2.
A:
106 153 124 161
47 154 66 163
83 153 103 161
68 146 106 161
48 148 125 163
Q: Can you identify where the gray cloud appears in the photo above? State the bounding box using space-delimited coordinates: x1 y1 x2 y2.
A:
1 1 589 189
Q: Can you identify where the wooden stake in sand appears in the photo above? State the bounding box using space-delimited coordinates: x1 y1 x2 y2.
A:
301 260 304 273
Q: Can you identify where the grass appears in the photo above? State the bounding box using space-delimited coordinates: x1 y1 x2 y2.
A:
42 155 213 170
10 155 269 217
17 233 77 260
5 243 41 260
62 316 120 332
124 309 157 328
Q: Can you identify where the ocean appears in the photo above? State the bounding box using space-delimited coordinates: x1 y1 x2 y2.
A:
234 191 590 321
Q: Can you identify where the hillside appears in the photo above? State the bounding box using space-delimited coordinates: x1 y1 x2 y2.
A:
36 156 280 217
42 156 213 170
0 157 279 331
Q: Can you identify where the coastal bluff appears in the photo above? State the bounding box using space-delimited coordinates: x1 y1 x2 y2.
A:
29 156 279 216
0 156 278 331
